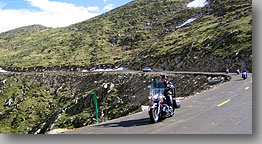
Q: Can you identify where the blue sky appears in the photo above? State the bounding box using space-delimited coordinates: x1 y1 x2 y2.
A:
0 0 133 11
0 0 134 33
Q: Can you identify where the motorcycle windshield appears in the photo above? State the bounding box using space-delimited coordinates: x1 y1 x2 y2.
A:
150 88 165 97
150 81 165 97
151 80 165 88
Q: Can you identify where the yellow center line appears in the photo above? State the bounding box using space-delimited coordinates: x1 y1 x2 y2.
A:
217 99 231 107
245 87 249 90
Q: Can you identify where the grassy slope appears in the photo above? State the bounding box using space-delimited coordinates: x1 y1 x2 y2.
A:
0 0 252 70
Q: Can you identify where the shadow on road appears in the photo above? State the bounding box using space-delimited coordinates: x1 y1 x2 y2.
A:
234 79 245 81
94 117 153 128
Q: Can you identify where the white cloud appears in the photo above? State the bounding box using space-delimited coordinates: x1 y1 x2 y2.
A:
0 0 101 33
103 0 108 2
87 6 100 12
103 4 114 11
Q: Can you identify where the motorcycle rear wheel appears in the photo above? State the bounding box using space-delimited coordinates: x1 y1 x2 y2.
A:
170 107 175 117
149 107 160 123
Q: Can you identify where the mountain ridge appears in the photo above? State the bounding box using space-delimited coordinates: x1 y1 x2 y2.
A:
0 0 252 72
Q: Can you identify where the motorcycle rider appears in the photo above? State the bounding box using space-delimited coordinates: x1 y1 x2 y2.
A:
161 75 175 108
242 69 248 79
236 69 241 74
226 68 229 74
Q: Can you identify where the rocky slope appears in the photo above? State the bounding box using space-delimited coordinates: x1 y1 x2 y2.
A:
0 72 229 134
0 0 252 72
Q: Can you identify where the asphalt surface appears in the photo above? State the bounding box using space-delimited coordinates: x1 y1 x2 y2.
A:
65 73 252 134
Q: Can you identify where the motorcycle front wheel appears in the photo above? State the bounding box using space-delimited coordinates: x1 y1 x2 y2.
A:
149 107 160 123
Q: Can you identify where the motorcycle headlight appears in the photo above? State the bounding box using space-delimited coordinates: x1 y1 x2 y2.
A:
152 94 159 100
148 95 159 100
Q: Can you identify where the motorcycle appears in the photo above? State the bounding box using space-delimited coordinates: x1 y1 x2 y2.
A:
236 69 241 75
148 80 174 123
226 69 229 74
242 71 247 80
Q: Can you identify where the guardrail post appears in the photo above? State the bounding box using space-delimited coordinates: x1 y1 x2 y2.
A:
94 90 98 123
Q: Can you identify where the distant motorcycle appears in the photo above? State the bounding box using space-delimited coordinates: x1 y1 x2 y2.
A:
148 80 175 123
242 71 247 80
236 69 241 75
226 69 229 74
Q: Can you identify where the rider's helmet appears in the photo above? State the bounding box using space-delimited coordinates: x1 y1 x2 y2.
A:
161 75 167 83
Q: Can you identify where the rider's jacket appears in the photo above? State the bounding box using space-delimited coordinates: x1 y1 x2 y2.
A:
163 81 175 97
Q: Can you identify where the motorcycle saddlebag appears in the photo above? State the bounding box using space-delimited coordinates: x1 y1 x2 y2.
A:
173 99 181 109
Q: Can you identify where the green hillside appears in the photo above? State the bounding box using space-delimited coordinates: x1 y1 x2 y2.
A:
0 0 252 72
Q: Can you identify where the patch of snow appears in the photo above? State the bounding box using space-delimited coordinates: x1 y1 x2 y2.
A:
176 18 196 28
92 68 114 72
115 67 129 71
0 67 9 73
81 69 89 73
187 0 209 8
92 67 129 72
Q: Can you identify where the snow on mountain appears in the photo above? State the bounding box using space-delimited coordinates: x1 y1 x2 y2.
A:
187 0 208 8
0 67 9 73
176 0 209 29
176 17 196 28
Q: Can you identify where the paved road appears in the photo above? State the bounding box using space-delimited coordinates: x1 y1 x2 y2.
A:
65 73 252 134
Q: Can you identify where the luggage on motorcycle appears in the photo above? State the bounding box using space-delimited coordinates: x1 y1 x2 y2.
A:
173 99 181 109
